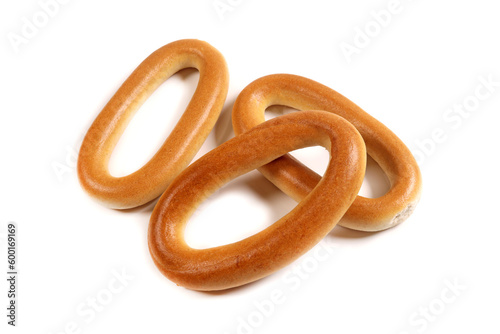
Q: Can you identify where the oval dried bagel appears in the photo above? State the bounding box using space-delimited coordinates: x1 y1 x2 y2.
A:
232 74 422 232
148 111 366 291
78 39 229 209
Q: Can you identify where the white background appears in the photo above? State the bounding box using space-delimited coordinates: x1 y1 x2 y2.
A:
1 0 500 333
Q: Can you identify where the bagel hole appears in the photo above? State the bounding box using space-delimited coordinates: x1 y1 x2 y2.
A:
266 106 391 198
286 149 390 198
108 68 200 177
266 105 330 176
288 146 330 177
359 156 391 198
184 170 296 249
265 104 298 121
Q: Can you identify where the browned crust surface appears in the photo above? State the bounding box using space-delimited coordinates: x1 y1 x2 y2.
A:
148 111 366 291
78 39 229 209
232 74 422 231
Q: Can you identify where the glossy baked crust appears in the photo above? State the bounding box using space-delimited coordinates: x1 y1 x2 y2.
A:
148 111 366 290
78 39 229 209
232 74 422 231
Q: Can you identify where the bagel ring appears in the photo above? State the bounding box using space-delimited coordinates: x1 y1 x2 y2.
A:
148 111 366 291
78 39 229 209
232 74 422 232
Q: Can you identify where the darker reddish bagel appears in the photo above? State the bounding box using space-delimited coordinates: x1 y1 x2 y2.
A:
148 111 366 291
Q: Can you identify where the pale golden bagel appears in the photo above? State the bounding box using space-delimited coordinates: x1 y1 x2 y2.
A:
232 74 422 231
148 111 366 291
78 39 229 209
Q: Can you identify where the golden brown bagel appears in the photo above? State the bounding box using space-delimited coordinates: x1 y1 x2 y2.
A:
232 74 422 231
148 111 366 291
78 39 229 209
